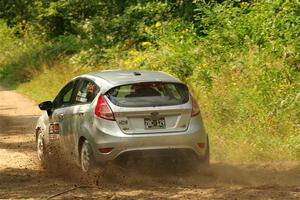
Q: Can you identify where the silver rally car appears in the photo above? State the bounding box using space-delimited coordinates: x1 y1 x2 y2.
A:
36 70 209 172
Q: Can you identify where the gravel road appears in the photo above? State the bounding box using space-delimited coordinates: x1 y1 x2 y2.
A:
0 86 299 199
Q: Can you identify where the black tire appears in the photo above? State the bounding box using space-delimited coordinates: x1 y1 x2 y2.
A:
37 130 61 169
80 140 95 173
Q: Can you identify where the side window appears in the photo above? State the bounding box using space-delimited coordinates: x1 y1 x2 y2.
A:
63 88 74 103
75 79 100 104
53 81 76 108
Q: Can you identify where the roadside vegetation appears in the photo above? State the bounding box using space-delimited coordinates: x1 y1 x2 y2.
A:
0 0 299 161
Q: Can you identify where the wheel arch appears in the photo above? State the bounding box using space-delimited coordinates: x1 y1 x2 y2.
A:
78 136 86 155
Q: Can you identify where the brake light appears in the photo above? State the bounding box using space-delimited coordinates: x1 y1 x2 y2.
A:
95 96 115 120
191 96 200 117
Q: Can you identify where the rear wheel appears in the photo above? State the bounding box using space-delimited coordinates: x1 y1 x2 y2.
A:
80 140 95 173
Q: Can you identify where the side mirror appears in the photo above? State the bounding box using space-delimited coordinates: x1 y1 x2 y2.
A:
39 101 53 111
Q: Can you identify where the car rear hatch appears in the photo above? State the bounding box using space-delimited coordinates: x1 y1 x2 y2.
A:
105 82 192 134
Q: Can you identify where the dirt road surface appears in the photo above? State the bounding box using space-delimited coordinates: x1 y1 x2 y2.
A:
0 86 299 199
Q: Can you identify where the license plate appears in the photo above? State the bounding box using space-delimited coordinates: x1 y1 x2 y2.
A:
144 118 166 129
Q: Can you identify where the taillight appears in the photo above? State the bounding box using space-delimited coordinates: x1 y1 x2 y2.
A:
191 96 200 117
95 95 115 120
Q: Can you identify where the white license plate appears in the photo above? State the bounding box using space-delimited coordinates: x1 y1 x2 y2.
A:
144 118 166 129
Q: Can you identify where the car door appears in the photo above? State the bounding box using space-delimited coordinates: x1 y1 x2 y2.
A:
72 78 100 156
51 80 79 152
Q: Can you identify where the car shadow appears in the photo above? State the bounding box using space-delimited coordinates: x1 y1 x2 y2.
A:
98 159 300 188
0 114 39 153
0 115 39 136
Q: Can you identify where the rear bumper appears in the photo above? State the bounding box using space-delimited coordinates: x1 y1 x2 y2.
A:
89 116 208 163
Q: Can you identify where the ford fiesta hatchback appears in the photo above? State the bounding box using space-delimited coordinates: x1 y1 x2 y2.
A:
36 70 209 172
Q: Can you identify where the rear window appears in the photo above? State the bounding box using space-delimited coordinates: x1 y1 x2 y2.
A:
106 82 189 107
